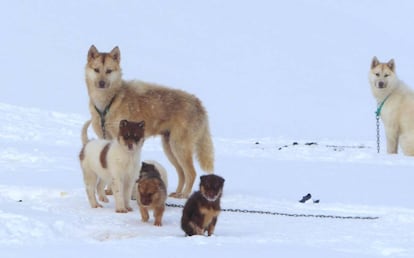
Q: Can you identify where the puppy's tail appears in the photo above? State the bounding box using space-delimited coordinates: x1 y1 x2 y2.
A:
81 119 92 145
196 123 214 173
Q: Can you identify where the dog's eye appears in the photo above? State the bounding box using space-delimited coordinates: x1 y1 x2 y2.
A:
106 69 112 74
384 74 389 78
94 68 100 73
375 73 380 77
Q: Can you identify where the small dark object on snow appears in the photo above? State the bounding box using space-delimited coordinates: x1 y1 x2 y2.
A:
255 142 260 145
278 145 288 150
17 200 22 202
305 142 318 146
313 199 320 204
299 193 312 203
292 142 299 145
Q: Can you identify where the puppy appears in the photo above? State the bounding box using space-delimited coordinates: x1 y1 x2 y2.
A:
136 161 168 226
181 174 225 236
79 119 145 213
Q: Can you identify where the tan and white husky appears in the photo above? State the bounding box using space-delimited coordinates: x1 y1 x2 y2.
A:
79 119 145 212
369 57 414 155
84 45 214 198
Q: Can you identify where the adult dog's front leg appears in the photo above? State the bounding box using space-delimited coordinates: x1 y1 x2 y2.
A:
385 128 399 154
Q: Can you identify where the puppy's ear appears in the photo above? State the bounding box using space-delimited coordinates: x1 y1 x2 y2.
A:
110 46 121 63
137 120 145 129
387 59 395 72
371 56 380 69
119 119 129 128
216 175 225 184
88 45 99 61
140 162 147 171
199 175 208 186
218 176 225 185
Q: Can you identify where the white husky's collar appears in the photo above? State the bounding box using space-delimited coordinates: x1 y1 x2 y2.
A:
376 93 392 117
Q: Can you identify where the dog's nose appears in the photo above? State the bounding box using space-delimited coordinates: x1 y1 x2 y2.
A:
99 80 106 88
378 81 385 88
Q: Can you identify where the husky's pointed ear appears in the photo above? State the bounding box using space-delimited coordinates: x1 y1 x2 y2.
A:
387 59 395 72
88 45 99 61
371 56 380 69
110 46 121 63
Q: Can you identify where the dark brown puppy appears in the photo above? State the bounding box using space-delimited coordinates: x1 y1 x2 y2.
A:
181 174 225 236
136 162 167 226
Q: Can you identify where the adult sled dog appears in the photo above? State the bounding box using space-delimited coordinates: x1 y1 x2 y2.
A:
84 45 214 198
369 56 414 155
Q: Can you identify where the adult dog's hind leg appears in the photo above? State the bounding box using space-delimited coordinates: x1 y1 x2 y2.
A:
170 138 196 198
162 133 185 197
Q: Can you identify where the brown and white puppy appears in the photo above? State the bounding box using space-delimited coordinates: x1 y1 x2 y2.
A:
85 45 214 198
79 119 145 213
136 161 167 226
181 174 225 236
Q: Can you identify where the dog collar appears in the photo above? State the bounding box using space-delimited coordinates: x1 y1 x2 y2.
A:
375 93 392 117
94 95 116 139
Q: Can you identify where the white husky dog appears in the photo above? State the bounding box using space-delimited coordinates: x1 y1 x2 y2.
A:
79 119 145 212
369 56 414 155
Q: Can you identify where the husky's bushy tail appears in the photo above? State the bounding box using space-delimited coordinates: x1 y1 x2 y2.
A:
196 123 214 173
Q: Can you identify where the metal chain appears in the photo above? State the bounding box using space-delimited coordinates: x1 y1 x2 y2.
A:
278 142 370 151
376 115 381 154
166 203 379 220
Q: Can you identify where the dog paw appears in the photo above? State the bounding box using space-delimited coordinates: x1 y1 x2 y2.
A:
154 221 162 226
189 222 204 235
169 192 188 199
141 211 150 221
126 207 133 212
92 203 103 208
99 196 109 203
116 208 128 213
168 192 177 198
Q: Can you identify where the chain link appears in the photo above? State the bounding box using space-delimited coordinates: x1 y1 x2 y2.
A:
166 203 379 220
376 115 381 154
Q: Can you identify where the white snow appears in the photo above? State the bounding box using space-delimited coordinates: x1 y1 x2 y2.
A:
1 1 414 257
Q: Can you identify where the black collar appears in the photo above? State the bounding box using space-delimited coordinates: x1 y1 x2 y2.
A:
94 95 116 139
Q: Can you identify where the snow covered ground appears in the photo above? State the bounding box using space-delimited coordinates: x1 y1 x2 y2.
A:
1 1 414 257
1 103 414 257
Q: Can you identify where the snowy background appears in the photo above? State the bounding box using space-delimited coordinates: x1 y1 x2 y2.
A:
1 0 414 257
